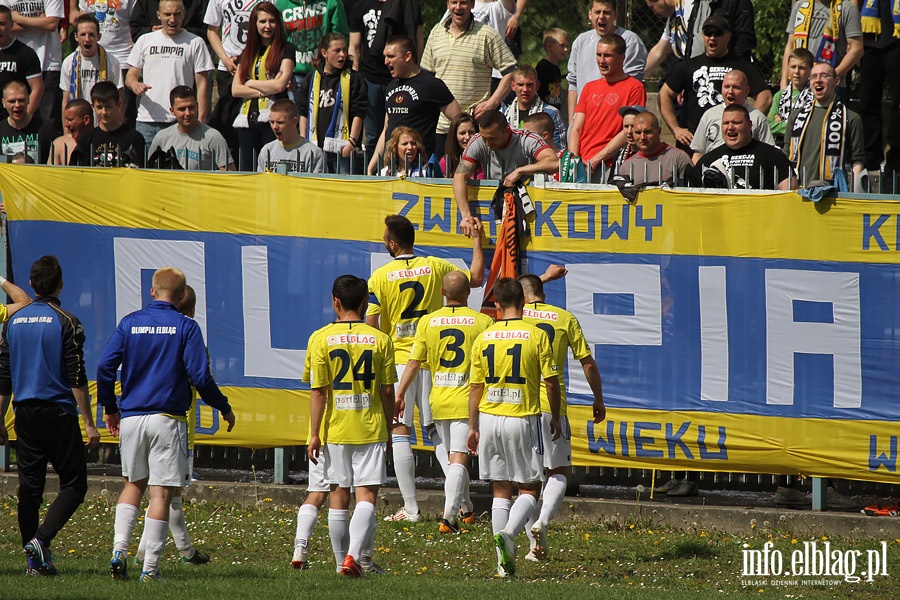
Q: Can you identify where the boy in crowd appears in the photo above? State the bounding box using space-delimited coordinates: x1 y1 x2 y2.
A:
535 28 568 119
769 48 813 147
257 99 323 173
70 80 144 167
522 111 585 183
60 14 123 122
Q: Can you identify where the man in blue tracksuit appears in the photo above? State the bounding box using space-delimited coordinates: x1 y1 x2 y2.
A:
97 266 236 582
0 255 100 576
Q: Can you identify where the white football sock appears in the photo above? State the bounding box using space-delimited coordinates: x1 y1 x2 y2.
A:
491 497 511 534
460 468 473 513
294 504 319 548
443 463 467 522
392 434 418 515
168 496 192 556
136 508 149 561
113 503 139 554
539 474 567 524
141 517 168 575
432 437 451 477
491 497 511 564
328 509 349 572
347 501 375 559
505 495 538 536
525 504 540 547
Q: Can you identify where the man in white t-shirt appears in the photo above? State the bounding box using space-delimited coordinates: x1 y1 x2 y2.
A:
60 14 123 122
3 0 64 135
73 0 135 125
126 0 212 145
204 0 257 148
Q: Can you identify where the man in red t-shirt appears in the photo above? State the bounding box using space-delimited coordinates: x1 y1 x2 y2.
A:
568 33 646 182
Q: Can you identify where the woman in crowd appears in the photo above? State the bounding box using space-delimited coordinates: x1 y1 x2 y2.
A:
232 2 295 172
381 126 427 177
297 33 366 174
440 113 484 179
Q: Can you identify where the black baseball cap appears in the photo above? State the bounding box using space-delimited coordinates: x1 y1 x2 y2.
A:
702 16 732 35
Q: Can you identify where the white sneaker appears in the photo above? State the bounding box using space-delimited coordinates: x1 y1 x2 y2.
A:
530 520 548 560
359 555 385 574
524 548 541 563
383 507 422 522
291 545 309 570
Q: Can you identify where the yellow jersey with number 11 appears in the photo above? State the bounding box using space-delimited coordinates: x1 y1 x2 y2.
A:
470 318 557 418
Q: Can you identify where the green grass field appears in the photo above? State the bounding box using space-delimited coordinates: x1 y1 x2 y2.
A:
1 493 898 599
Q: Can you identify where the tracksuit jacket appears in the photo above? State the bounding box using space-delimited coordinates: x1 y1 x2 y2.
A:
0 297 87 414
96 300 231 418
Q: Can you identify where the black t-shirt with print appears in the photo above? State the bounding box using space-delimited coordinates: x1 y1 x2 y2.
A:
384 69 454 158
665 53 768 132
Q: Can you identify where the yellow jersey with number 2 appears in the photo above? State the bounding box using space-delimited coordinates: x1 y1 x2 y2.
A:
367 255 468 364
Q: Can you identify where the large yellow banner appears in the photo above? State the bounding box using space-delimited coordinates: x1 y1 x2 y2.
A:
1 165 897 482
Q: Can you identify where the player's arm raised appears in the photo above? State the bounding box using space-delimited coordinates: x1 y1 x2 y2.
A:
469 220 485 288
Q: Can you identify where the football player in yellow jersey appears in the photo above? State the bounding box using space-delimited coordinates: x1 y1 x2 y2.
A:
306 275 397 578
396 271 494 534
518 274 606 562
467 278 561 578
367 214 485 523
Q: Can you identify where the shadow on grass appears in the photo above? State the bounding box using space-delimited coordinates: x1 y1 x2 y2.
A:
660 540 718 560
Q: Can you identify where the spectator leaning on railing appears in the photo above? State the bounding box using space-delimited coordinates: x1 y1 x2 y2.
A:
696 104 798 191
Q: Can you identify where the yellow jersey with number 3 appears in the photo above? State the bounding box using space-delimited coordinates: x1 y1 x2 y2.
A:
470 318 557 418
367 255 468 363
410 305 494 420
522 301 592 416
304 321 397 444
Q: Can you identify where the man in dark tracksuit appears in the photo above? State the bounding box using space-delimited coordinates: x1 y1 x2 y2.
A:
0 255 100 576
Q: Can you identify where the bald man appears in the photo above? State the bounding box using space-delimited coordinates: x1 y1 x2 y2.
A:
619 112 693 185
689 69 774 164
396 271 494 534
97 267 235 582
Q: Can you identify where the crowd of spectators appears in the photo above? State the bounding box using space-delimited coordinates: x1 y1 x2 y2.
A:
0 0 897 192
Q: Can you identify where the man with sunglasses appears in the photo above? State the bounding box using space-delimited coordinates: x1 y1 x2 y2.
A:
658 15 770 150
